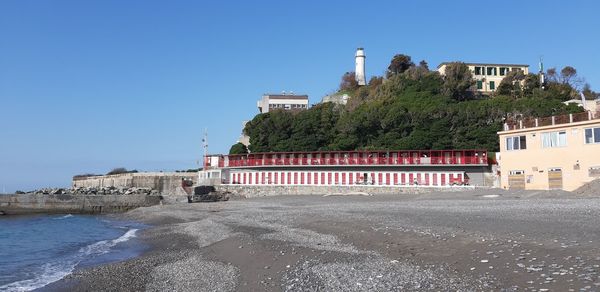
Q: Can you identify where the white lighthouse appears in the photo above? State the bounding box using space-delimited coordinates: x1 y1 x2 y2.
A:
355 48 366 86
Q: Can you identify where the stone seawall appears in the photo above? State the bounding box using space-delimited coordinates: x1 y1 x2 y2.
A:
0 194 161 215
72 172 197 195
216 185 476 198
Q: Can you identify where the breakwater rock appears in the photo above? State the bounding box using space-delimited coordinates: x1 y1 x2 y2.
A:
21 186 159 196
0 193 162 215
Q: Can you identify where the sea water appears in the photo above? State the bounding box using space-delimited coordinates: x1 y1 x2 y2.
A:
0 214 146 291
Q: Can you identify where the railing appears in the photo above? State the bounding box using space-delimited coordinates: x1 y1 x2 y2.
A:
504 111 596 131
221 150 488 168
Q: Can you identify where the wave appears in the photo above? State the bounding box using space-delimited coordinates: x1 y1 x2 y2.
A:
53 214 74 220
0 229 138 292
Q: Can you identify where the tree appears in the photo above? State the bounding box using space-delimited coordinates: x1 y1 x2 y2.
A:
560 66 577 85
522 73 541 95
368 76 383 88
419 60 429 71
229 142 249 155
386 54 414 77
582 83 600 100
339 72 359 91
546 68 557 82
442 62 475 101
497 70 525 97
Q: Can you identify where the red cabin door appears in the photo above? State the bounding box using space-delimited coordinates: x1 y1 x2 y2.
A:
386 173 391 185
441 173 446 185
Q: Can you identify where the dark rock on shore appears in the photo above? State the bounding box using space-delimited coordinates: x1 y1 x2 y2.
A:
24 186 159 196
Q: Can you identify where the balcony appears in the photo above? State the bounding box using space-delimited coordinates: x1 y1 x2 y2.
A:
504 111 597 131
218 150 488 169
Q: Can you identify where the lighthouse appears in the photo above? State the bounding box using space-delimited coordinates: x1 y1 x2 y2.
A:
355 48 366 86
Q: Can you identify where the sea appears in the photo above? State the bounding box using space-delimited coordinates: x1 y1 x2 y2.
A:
0 214 147 292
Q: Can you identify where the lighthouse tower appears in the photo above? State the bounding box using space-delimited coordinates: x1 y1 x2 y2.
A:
355 48 366 86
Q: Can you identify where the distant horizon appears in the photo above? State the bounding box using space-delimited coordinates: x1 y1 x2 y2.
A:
2 0 599 192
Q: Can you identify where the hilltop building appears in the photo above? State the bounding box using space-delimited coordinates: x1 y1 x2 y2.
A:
257 93 309 113
437 62 529 94
497 111 600 191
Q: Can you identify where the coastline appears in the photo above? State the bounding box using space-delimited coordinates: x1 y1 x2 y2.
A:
0 193 162 216
0 213 147 292
35 190 600 291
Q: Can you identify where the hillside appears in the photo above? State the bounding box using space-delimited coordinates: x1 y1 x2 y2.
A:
238 57 593 154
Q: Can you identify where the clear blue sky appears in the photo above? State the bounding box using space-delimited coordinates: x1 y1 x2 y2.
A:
1 0 599 192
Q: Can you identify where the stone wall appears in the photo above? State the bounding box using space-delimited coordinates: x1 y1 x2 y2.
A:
72 172 197 195
0 193 161 215
216 184 476 198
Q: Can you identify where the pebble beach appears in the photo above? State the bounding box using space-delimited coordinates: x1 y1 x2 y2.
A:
45 189 600 291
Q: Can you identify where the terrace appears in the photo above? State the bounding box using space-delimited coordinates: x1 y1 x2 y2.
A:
503 111 597 131
207 150 489 169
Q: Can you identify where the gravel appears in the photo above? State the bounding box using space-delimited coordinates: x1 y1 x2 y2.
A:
147 254 238 292
51 189 600 291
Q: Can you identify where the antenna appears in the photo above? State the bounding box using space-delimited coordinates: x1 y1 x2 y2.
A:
202 128 208 169
539 55 545 89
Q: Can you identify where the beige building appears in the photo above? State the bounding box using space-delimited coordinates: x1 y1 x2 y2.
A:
497 112 600 191
257 93 309 113
437 62 529 94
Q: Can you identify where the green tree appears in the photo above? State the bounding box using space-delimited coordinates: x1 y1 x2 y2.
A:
386 54 414 77
497 70 525 97
229 142 248 155
442 62 475 101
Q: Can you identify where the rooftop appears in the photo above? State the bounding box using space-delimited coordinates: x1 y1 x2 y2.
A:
500 111 599 133
437 62 529 69
263 94 309 100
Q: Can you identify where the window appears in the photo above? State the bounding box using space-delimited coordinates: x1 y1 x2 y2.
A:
542 131 567 148
486 67 497 76
489 81 495 90
476 80 483 90
506 135 526 150
585 127 600 144
474 66 482 75
499 67 509 76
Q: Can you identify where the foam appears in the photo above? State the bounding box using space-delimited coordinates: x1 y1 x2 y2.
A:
0 229 138 292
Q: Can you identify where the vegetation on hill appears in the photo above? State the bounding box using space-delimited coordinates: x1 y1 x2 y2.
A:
240 54 596 153
106 168 138 175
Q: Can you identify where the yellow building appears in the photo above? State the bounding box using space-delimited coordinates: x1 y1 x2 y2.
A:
437 62 529 94
497 112 600 191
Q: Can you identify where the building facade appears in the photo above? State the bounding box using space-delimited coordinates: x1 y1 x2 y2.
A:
437 62 529 94
200 149 492 187
497 112 600 191
257 93 309 113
